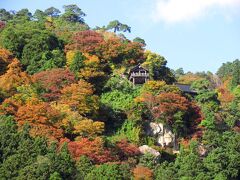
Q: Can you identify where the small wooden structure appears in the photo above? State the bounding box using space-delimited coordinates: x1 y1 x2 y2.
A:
128 65 197 96
128 64 149 85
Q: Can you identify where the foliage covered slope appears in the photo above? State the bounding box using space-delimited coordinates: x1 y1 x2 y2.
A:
0 5 239 180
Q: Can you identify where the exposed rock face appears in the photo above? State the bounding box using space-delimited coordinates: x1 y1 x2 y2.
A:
198 144 208 157
148 122 176 148
139 145 160 157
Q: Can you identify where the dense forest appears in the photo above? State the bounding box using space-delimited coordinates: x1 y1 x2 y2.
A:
0 5 239 180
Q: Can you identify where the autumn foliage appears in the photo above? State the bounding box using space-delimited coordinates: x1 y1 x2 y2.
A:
15 99 64 140
77 53 105 81
0 5 239 180
74 119 104 137
139 91 202 136
65 30 144 68
0 58 30 94
0 97 22 115
116 139 140 160
67 137 117 164
0 21 5 29
65 30 104 54
32 68 76 101
217 79 234 104
0 48 14 75
133 166 153 180
60 80 98 115
141 92 189 121
96 38 144 65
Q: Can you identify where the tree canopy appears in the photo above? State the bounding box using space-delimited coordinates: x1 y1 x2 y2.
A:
0 5 239 180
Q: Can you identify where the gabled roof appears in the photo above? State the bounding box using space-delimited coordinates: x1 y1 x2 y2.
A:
129 64 149 73
175 83 197 94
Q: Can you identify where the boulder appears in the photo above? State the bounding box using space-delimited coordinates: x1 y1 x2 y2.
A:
139 145 160 157
147 122 176 147
198 144 208 157
148 122 162 135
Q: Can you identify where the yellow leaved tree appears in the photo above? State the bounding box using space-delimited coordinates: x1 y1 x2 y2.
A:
0 58 31 95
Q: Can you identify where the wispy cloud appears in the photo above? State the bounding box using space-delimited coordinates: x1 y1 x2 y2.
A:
151 0 240 24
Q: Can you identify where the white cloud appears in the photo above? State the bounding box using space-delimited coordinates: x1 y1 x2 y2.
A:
152 0 240 24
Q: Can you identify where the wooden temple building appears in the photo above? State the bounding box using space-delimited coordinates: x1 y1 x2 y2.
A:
128 64 197 95
128 64 149 85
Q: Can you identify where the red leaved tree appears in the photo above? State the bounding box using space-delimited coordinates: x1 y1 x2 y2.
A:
32 68 76 101
65 30 104 54
116 139 140 160
67 137 118 164
141 92 203 136
0 21 5 30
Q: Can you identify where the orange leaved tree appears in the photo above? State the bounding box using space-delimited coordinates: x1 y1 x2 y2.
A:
15 99 63 140
60 79 99 116
0 58 30 96
67 137 117 164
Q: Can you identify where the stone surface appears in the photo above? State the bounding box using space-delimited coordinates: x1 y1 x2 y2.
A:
198 144 208 157
139 145 160 157
148 122 176 148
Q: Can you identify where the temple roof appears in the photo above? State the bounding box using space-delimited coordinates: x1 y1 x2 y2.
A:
175 83 197 94
129 64 149 73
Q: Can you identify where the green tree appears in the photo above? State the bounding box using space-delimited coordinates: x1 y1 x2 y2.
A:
0 115 19 162
0 122 48 179
44 7 61 17
217 59 240 81
142 50 175 83
86 163 131 180
107 20 131 33
75 156 93 179
154 162 176 180
202 131 240 179
41 50 66 71
174 142 205 178
62 4 86 23
14 8 32 21
69 51 85 73
231 60 240 88
220 99 240 128
103 75 134 94
0 9 13 21
47 143 76 179
192 79 220 129
0 21 46 58
101 90 136 111
21 32 64 74
174 68 184 79
133 37 146 46
33 9 47 21
0 115 77 179
49 172 62 180
191 79 212 92
139 153 157 169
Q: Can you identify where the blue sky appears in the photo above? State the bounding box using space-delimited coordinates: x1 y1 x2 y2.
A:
1 0 240 73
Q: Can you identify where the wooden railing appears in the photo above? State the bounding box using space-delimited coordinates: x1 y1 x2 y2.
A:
130 72 149 77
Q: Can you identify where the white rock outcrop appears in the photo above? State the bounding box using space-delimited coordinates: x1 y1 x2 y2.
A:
198 144 208 157
139 145 160 157
148 122 176 148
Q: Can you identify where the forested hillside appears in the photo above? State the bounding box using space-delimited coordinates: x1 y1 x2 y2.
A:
0 5 239 180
